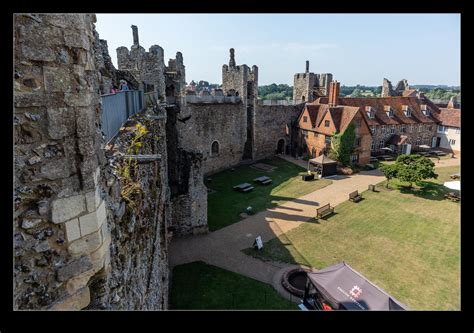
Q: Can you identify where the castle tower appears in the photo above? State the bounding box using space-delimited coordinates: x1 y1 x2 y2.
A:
293 61 317 102
221 48 258 160
221 48 258 106
381 78 395 97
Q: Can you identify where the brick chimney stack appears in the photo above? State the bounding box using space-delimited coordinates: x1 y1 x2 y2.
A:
328 80 340 106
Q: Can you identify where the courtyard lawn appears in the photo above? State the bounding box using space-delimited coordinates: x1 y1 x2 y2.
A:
244 166 460 310
206 157 332 231
169 261 296 310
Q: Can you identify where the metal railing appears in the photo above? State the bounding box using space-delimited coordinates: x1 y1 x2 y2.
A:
100 90 145 142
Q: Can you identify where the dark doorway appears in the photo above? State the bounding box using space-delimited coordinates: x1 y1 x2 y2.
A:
277 139 285 154
436 137 441 147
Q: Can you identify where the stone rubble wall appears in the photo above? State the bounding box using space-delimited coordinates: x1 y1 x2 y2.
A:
14 13 111 310
98 110 170 310
253 104 305 160
178 103 247 175
14 13 171 310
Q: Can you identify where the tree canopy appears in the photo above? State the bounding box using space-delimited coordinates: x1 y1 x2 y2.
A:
393 154 438 188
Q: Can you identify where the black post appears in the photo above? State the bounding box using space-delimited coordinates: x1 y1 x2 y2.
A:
125 91 130 118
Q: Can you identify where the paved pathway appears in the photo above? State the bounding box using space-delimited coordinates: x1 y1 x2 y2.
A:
169 154 460 288
169 159 385 284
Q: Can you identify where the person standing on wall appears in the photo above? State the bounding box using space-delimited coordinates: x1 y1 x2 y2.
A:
120 80 129 91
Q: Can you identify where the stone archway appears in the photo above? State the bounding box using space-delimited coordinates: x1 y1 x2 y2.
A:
277 139 285 154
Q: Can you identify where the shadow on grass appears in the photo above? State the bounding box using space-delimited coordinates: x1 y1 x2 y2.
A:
397 181 453 201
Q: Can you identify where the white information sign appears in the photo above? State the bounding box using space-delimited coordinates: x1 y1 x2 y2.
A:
254 236 263 250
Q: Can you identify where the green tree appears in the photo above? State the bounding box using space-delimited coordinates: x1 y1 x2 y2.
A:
395 154 437 188
380 163 399 188
329 122 356 166
350 88 363 97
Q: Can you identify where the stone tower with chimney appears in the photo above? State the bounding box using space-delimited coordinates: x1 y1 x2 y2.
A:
293 61 333 102
222 48 258 159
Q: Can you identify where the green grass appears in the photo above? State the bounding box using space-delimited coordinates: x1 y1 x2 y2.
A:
169 261 296 310
206 157 332 231
243 166 460 310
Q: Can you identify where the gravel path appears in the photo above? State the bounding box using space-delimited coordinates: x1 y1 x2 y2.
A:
169 161 386 284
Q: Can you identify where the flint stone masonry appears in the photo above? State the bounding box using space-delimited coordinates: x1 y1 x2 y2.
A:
14 14 112 310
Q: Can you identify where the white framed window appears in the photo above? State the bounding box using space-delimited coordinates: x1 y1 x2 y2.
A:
449 139 456 145
370 126 376 135
325 120 330 127
438 125 445 133
378 139 385 148
415 137 421 146
302 130 308 138
418 124 423 132
381 125 386 134
303 116 308 123
325 136 331 145
351 154 359 163
390 125 396 134
401 125 406 133
371 141 376 151
455 128 460 134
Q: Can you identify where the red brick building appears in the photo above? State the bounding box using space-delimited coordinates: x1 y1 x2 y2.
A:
295 81 373 165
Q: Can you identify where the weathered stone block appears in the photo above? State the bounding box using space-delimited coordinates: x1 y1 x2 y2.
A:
50 287 91 310
79 201 106 236
46 107 76 139
90 232 111 268
34 240 50 253
77 136 95 156
39 159 71 180
43 66 71 92
66 268 96 296
65 92 98 107
65 218 81 242
43 14 86 29
21 217 42 229
64 30 91 50
21 44 55 62
68 229 102 256
57 255 93 282
85 187 102 212
51 194 86 223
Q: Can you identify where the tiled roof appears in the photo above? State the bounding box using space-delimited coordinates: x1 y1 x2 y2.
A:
302 104 360 134
437 108 460 127
312 96 440 126
402 89 418 97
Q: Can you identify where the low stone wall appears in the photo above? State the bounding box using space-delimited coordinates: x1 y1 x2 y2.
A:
95 110 170 310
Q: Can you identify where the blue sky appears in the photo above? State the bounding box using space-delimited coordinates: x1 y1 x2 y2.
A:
95 14 460 87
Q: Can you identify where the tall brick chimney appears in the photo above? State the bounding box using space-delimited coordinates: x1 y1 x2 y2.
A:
328 80 340 106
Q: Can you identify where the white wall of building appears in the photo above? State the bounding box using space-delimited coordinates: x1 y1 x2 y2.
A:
437 125 460 152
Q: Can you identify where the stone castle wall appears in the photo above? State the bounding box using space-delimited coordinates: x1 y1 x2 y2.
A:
14 13 171 310
97 110 170 310
179 103 247 175
293 72 316 102
253 104 305 160
14 13 111 309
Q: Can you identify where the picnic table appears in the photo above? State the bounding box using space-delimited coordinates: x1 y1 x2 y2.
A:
233 182 254 193
450 173 460 180
254 176 271 184
444 192 460 202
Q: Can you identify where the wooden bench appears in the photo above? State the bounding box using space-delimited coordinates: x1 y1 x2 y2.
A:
368 184 376 192
261 179 272 185
302 174 315 181
316 203 334 219
444 192 460 202
242 186 254 193
349 190 362 202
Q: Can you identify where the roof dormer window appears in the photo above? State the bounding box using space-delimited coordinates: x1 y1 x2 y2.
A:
384 105 394 118
421 104 429 116
402 105 411 117
365 106 375 119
